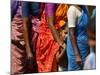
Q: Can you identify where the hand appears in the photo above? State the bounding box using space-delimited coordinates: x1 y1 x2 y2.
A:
26 51 34 65
60 43 66 50
75 54 83 69
26 46 33 58
56 52 60 64
27 52 33 60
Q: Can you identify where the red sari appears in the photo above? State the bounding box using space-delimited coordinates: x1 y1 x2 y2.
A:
35 12 59 72
35 4 68 72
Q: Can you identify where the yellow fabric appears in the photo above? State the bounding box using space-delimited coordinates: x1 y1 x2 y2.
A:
59 20 66 27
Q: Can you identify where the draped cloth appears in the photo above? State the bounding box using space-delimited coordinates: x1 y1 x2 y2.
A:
35 4 68 72
55 4 68 29
11 4 39 74
67 6 90 71
11 5 26 74
11 3 68 73
35 12 59 72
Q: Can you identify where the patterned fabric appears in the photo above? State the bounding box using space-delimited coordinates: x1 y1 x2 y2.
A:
55 4 68 29
11 3 68 73
67 6 90 71
36 11 59 72
35 4 68 72
11 4 39 74
11 5 26 74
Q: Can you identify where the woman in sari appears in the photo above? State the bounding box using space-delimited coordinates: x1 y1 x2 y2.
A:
11 1 26 74
36 3 68 72
67 5 89 70
11 1 43 74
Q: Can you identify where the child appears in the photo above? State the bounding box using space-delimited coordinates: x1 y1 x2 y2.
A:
84 10 96 69
56 23 68 71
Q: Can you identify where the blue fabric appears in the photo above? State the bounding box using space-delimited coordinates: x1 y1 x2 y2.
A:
22 1 41 17
66 6 90 71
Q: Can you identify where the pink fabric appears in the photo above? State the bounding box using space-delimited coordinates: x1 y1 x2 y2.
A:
45 3 55 16
11 5 26 74
11 5 40 74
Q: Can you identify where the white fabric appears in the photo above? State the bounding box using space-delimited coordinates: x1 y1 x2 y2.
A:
67 5 82 28
84 52 96 70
